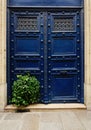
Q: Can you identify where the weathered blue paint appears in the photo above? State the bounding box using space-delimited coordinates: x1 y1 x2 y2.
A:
7 7 84 103
48 10 84 103
7 0 84 104
8 0 83 7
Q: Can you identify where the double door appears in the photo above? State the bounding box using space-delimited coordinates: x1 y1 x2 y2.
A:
8 9 84 103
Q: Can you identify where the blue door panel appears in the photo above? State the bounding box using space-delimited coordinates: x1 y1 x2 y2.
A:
15 60 40 68
51 37 76 55
51 74 77 97
15 37 40 55
51 60 76 68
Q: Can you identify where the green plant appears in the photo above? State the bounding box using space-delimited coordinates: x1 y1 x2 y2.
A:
11 73 40 107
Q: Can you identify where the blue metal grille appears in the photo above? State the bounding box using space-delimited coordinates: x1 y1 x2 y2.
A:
54 17 75 31
17 17 38 30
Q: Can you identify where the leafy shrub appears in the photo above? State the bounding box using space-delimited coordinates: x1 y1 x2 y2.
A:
11 73 40 107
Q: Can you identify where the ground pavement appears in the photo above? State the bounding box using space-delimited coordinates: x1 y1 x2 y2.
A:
0 110 91 130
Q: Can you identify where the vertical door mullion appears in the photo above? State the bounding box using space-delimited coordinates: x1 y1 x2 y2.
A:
40 12 45 102
47 12 52 102
43 12 49 103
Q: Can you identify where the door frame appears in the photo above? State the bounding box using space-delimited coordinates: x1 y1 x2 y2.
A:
4 0 91 110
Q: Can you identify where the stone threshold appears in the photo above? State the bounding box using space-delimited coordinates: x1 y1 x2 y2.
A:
5 103 86 112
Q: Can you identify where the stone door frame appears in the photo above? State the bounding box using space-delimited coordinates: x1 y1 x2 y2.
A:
0 0 91 110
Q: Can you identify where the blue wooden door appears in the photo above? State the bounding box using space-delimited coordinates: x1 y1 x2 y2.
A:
8 9 84 103
48 10 83 103
8 10 44 101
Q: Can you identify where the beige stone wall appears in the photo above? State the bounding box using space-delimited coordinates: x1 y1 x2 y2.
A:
84 0 91 110
0 0 91 110
0 0 7 110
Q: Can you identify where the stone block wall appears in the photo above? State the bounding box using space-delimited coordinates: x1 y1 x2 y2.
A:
0 0 7 110
84 0 91 110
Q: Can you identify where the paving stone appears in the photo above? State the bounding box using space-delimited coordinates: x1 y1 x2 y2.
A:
39 122 62 130
40 112 59 122
0 113 5 120
74 110 91 130
4 113 23 120
40 112 64 130
21 114 40 130
0 120 21 130
59 110 85 130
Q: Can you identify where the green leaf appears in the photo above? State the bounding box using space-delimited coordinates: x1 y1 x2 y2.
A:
11 73 40 107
